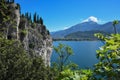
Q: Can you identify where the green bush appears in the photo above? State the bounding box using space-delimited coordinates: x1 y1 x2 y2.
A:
31 22 36 28
29 43 35 49
93 33 120 79
53 43 73 71
0 37 54 80
20 29 27 39
58 69 93 80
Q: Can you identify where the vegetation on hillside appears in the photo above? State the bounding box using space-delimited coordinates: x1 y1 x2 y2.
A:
21 12 44 25
0 1 53 80
64 30 109 40
0 37 55 80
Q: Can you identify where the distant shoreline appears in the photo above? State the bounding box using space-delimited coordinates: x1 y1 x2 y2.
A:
52 38 100 41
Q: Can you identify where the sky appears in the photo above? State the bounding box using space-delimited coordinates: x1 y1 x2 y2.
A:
15 0 120 32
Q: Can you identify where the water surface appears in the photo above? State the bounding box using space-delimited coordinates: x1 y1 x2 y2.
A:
51 41 103 68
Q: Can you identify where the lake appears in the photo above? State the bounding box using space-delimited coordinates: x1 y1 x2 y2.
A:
51 41 103 68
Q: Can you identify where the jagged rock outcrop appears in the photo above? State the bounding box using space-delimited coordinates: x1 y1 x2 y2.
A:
0 2 52 66
19 18 52 66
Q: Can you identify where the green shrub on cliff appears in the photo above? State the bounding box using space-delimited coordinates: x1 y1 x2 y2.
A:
0 37 54 80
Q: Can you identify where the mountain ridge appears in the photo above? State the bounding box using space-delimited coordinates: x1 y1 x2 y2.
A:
51 20 120 40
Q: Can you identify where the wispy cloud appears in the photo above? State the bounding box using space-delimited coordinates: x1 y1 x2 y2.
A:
63 27 70 30
98 19 108 24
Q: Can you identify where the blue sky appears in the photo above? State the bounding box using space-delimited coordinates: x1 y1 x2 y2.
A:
15 0 120 32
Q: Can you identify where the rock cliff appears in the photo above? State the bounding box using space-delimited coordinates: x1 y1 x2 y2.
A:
0 2 52 66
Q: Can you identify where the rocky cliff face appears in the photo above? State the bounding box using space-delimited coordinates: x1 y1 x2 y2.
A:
0 2 52 66
19 18 52 66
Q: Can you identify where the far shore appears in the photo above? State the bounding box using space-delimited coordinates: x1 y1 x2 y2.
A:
52 38 101 41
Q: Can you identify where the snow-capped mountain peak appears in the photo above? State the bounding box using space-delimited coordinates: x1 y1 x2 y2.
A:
82 16 98 23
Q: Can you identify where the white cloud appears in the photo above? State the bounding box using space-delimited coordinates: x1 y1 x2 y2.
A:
82 16 99 23
63 27 70 30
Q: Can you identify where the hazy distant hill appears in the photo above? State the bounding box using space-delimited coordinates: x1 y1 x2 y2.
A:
64 30 109 40
99 22 120 33
51 20 120 40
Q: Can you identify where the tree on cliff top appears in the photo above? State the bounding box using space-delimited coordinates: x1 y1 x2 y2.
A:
33 12 37 23
39 17 43 25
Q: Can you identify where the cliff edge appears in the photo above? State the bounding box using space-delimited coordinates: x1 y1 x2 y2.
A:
0 1 52 66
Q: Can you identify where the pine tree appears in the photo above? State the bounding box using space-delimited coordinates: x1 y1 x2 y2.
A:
21 14 25 18
33 12 37 23
39 17 43 25
37 15 39 23
28 13 31 21
25 12 29 20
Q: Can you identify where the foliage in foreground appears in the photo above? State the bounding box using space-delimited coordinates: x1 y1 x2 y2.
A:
53 43 74 71
0 37 54 80
93 33 120 80
58 69 93 80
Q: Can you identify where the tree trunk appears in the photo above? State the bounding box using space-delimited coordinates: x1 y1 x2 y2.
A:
113 25 117 34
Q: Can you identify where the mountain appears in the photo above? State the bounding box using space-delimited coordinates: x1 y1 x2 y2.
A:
99 22 120 33
51 21 100 38
51 18 120 40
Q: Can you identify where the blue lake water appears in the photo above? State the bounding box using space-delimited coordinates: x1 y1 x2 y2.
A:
51 41 103 68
